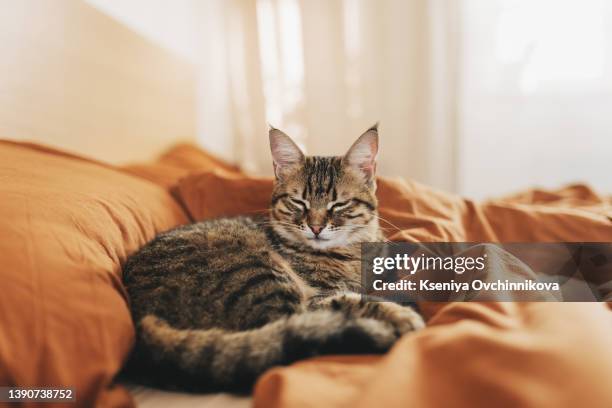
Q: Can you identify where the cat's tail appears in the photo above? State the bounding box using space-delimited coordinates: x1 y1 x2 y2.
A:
134 310 398 392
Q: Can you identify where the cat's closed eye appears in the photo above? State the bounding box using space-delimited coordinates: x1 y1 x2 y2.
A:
289 197 308 209
328 201 351 212
286 198 309 214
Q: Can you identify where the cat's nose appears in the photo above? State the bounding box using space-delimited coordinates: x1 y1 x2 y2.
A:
308 225 324 236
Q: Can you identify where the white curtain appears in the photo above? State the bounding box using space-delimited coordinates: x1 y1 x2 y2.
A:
196 0 458 192
196 0 612 198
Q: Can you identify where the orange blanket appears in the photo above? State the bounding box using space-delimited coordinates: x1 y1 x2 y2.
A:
254 302 612 408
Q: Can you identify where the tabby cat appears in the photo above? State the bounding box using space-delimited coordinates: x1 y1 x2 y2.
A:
122 126 424 392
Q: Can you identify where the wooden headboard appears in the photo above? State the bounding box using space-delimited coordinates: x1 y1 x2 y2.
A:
0 0 196 164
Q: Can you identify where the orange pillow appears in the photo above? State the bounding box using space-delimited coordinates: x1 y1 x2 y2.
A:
0 141 188 407
176 169 273 220
121 143 241 188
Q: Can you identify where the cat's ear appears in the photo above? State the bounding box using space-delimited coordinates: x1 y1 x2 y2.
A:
269 127 304 179
343 124 378 182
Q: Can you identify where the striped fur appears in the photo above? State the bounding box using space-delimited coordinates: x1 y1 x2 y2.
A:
122 127 424 392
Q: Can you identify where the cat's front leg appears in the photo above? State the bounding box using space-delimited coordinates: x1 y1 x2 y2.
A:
309 292 425 335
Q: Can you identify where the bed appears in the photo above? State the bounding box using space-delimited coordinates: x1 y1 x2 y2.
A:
1 1 611 406
0 140 610 407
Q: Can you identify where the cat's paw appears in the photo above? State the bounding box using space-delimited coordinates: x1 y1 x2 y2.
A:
314 292 425 336
376 302 425 335
339 317 401 354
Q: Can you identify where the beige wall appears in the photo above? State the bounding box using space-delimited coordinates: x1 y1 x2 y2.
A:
84 0 199 63
0 0 196 164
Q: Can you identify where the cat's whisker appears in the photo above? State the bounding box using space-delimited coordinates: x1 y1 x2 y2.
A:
373 214 404 233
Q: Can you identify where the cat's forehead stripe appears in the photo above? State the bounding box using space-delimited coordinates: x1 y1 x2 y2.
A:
303 156 341 198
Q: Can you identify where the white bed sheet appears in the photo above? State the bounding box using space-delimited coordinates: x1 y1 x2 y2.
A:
126 384 251 408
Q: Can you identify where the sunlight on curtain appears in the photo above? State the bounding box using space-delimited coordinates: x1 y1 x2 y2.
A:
256 0 307 151
460 0 612 198
342 0 364 120
252 0 443 189
496 0 605 93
